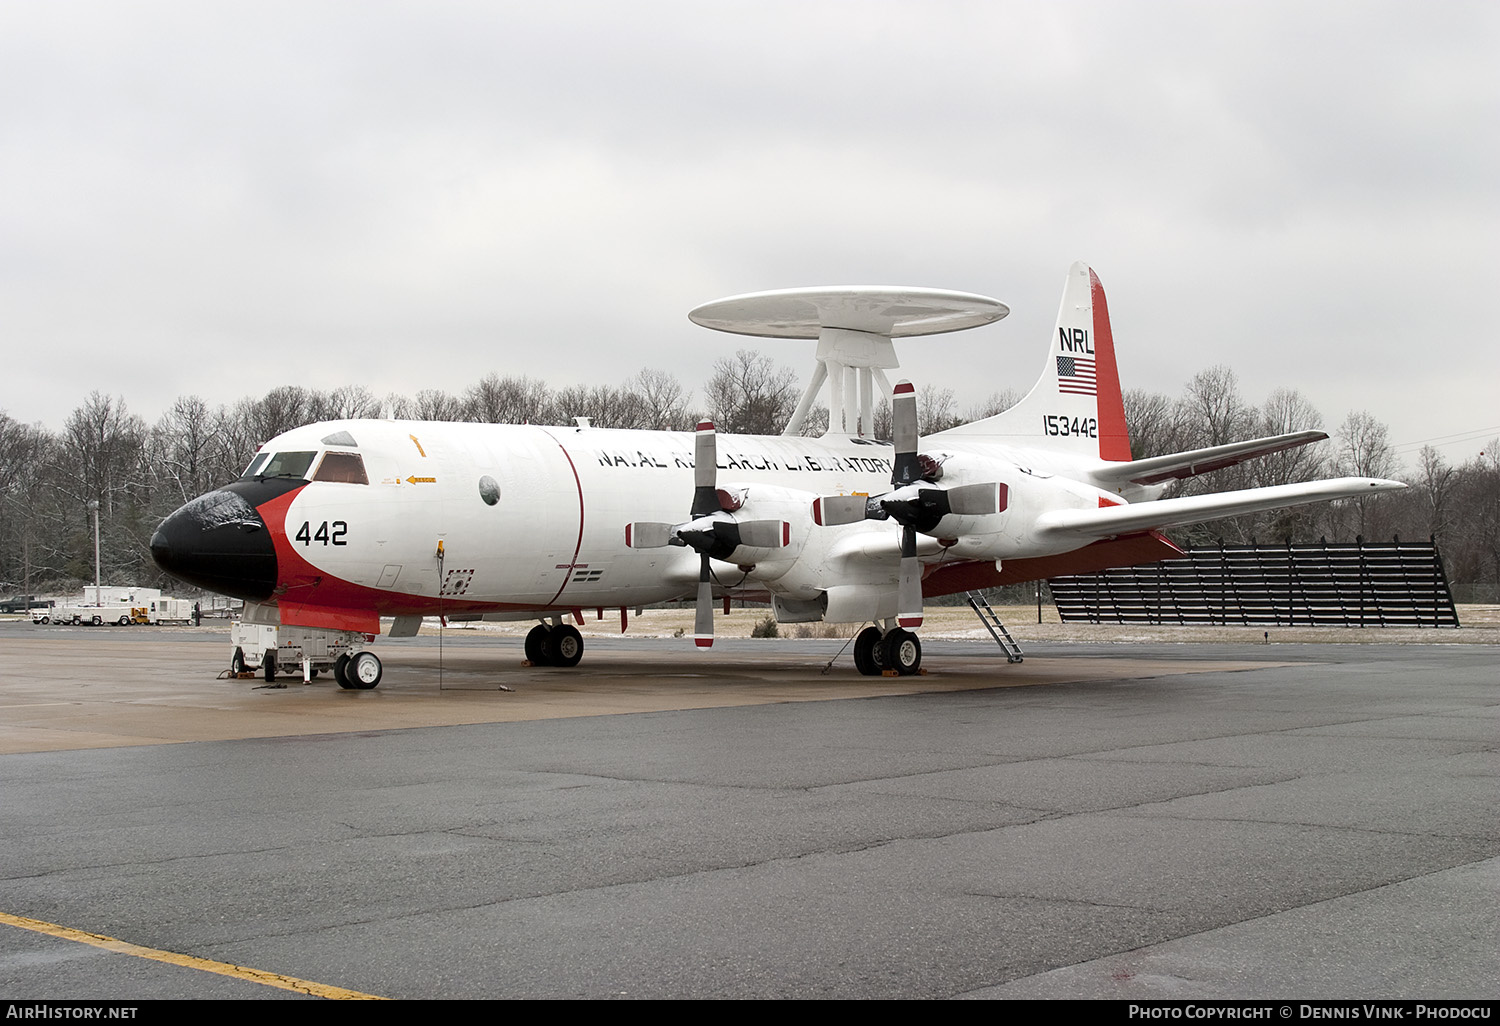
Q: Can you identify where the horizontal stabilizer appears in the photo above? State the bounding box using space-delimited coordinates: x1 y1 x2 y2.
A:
1088 431 1327 489
1036 477 1406 542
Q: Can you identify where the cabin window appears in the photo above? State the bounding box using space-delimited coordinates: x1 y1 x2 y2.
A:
314 452 369 485
259 451 318 480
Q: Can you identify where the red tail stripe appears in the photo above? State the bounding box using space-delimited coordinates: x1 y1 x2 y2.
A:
1090 269 1131 462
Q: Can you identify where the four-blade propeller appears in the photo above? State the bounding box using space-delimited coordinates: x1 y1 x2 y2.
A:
812 381 1002 628
627 421 789 647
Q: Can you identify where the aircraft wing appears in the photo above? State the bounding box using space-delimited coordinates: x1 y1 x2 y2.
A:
829 531 946 565
1086 431 1327 489
1035 477 1406 542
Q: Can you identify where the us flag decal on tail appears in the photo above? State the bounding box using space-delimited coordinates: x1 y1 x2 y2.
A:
1056 355 1097 396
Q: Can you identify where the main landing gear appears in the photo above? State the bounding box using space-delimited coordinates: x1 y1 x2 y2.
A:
524 622 584 668
334 651 382 690
852 624 922 677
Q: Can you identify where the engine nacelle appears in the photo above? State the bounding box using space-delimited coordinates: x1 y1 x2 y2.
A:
899 453 1012 540
714 483 815 573
926 452 1119 559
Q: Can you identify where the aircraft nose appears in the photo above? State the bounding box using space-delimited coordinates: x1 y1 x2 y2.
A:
151 487 278 601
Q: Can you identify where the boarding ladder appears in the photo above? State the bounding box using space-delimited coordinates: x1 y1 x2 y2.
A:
965 591 1025 663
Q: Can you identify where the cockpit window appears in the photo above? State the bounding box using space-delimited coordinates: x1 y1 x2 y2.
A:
257 451 318 480
313 452 369 485
241 453 271 478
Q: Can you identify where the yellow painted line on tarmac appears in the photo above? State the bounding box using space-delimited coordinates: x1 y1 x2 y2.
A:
0 911 384 1000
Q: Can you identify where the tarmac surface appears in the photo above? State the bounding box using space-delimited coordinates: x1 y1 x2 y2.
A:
0 621 1494 1000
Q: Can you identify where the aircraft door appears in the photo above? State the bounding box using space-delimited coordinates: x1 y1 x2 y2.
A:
438 427 583 607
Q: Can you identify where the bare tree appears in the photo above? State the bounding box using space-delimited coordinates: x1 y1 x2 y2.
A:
1122 388 1177 460
1333 410 1399 538
1254 389 1327 484
1334 410 1397 480
913 385 956 436
1177 365 1256 451
0 414 56 599
1168 367 1258 543
214 403 260 477
412 389 467 422
797 404 830 438
965 388 1023 424
631 368 693 431
150 396 236 505
245 386 314 441
1245 388 1329 540
50 394 148 581
1456 443 1500 597
325 385 383 420
704 350 799 436
550 384 645 429
463 374 552 424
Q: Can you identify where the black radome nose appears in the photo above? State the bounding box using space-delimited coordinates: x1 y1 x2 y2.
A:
151 487 278 602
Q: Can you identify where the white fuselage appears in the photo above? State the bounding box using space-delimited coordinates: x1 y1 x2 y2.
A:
259 418 1112 618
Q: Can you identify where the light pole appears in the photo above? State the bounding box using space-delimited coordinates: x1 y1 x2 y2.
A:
89 499 100 606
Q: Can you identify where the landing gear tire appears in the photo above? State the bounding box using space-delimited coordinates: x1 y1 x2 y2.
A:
264 651 277 682
545 624 584 668
524 624 552 666
334 653 353 689
853 626 884 676
881 629 922 676
230 647 247 676
348 651 382 689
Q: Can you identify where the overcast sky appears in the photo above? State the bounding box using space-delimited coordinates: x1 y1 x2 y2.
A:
2 1 1495 466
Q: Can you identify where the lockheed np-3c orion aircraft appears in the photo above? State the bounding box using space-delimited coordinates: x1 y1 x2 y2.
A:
150 263 1403 687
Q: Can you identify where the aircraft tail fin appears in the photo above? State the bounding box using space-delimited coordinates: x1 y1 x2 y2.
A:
940 261 1131 461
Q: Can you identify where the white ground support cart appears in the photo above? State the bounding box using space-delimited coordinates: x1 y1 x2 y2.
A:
228 621 383 689
132 598 196 625
47 604 133 626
